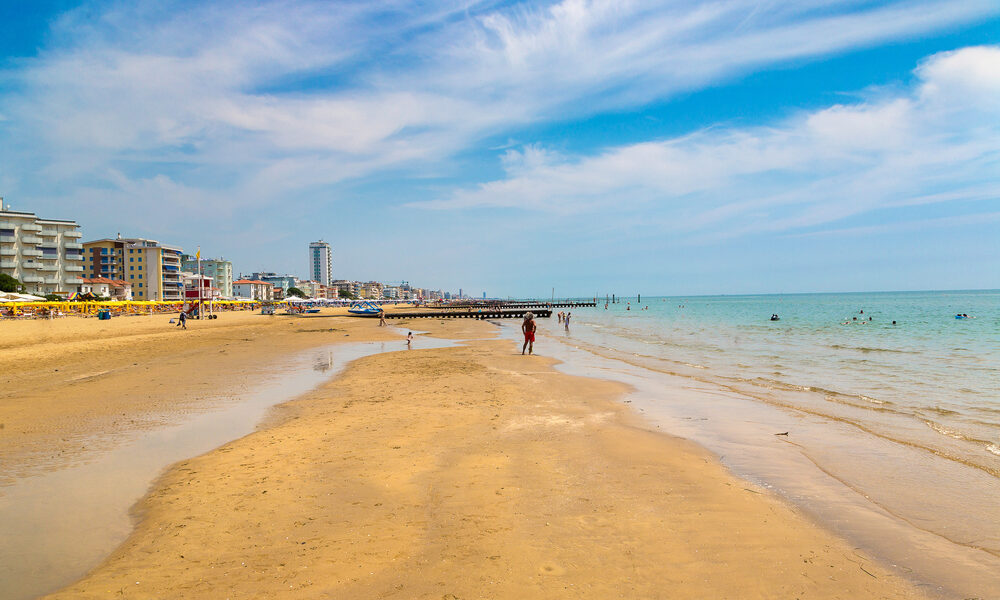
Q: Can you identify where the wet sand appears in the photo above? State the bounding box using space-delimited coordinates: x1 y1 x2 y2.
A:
0 314 930 599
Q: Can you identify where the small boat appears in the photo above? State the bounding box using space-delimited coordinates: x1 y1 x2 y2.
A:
305 308 320 314
348 301 382 315
770 314 780 321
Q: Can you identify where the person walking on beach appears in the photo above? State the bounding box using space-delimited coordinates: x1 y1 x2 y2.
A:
406 331 413 349
378 310 386 326
177 311 187 330
521 312 536 355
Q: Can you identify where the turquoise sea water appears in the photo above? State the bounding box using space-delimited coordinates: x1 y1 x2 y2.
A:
566 290 999 465
532 289 999 596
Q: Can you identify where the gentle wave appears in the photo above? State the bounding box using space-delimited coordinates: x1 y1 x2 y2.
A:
828 344 917 354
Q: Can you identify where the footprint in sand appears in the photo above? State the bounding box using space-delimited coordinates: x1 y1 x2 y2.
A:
538 562 565 576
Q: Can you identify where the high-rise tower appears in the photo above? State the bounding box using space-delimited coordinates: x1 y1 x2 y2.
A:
309 240 332 285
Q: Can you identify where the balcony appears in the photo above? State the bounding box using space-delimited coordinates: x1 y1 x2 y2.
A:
37 264 59 272
66 265 83 272
64 242 83 249
22 275 43 283
0 247 14 256
67 277 84 284
0 234 15 243
64 231 82 238
21 249 42 257
39 229 58 237
0 259 14 269
66 254 84 261
22 236 42 245
21 223 42 232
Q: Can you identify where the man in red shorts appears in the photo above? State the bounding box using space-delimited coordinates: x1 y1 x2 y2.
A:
521 312 536 355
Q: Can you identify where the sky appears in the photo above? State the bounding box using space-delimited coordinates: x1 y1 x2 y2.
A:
0 0 998 298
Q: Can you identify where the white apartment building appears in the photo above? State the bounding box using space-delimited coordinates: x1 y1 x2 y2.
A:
232 279 274 301
309 240 332 285
0 199 85 296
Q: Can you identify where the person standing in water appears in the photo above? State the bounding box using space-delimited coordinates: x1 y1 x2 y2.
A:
564 312 571 330
521 312 536 355
406 331 413 348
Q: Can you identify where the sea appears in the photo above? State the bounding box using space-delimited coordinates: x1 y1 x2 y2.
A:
521 289 999 598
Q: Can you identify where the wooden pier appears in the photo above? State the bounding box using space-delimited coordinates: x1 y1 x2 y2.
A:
365 308 552 320
439 301 595 310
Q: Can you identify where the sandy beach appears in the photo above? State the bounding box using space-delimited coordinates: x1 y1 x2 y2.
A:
2 312 930 599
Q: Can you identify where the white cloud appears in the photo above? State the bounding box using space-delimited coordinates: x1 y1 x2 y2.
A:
0 0 997 282
414 45 1000 243
4 0 997 194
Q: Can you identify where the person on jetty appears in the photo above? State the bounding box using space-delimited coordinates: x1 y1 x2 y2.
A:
521 312 536 355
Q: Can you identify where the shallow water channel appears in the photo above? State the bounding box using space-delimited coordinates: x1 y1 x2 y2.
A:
0 334 451 600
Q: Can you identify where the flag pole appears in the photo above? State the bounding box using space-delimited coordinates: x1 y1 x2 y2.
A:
197 247 202 319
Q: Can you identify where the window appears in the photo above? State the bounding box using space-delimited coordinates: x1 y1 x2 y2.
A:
130 275 134 280
130 266 134 271
139 283 143 288
130 258 134 262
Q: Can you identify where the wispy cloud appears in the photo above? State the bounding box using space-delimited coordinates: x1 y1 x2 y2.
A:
3 1 997 201
0 0 997 287
416 45 1000 243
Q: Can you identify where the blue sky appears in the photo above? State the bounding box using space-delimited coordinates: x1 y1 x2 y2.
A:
1 0 998 297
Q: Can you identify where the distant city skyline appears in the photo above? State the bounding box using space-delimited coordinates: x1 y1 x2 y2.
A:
1 1 998 297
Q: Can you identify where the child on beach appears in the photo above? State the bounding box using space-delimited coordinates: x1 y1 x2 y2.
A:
406 331 413 348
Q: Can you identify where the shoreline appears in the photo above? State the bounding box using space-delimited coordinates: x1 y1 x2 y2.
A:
514 316 1000 599
3 315 930 599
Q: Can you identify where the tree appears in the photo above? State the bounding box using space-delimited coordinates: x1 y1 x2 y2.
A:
286 287 307 298
338 288 355 299
0 273 24 293
43 293 62 301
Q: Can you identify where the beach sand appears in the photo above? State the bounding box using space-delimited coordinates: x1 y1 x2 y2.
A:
4 313 929 598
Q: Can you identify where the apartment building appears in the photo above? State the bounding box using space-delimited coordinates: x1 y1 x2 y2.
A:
250 272 298 296
0 199 84 296
232 279 274 301
83 236 184 301
181 255 233 298
309 240 332 285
